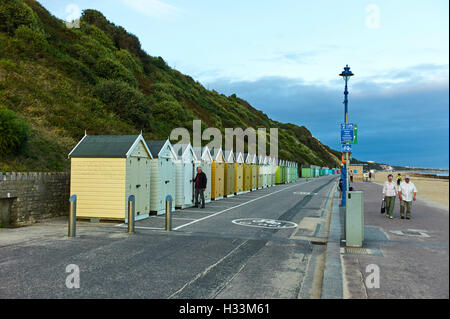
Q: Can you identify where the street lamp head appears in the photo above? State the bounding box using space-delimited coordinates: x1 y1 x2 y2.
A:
339 64 354 80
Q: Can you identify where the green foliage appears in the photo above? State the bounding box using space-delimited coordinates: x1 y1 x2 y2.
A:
115 49 143 74
0 1 340 171
80 22 115 50
94 57 137 87
93 80 152 129
0 107 30 156
13 25 48 58
0 0 41 34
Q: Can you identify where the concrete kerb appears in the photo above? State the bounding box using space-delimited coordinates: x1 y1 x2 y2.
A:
321 189 344 299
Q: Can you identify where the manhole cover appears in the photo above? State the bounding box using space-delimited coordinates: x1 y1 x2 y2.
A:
232 218 298 229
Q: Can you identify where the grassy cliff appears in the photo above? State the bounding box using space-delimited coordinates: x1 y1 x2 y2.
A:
0 0 340 172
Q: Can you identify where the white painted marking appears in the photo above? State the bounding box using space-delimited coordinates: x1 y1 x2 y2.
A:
179 210 216 214
115 224 164 231
168 240 248 299
173 183 305 230
232 218 298 229
153 216 198 221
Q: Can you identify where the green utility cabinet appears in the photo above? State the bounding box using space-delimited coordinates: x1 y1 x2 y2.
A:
345 191 364 247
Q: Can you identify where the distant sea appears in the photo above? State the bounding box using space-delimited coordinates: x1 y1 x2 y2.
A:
417 171 449 177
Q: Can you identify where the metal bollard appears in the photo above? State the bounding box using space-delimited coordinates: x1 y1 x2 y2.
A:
68 195 77 237
165 195 173 231
128 195 135 234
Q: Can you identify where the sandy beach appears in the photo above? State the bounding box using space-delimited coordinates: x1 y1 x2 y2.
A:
371 171 449 208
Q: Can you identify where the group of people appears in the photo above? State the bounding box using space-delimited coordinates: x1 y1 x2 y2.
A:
338 172 418 220
382 174 417 219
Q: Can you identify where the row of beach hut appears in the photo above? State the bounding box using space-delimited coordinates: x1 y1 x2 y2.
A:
68 134 300 222
300 165 339 178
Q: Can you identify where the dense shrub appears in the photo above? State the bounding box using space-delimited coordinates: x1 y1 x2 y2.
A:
93 80 152 129
115 49 143 74
0 107 30 156
13 25 48 57
94 57 137 87
80 23 115 50
0 0 41 34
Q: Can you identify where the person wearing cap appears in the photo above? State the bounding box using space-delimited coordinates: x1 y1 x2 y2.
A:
382 174 398 219
194 167 207 209
398 175 417 219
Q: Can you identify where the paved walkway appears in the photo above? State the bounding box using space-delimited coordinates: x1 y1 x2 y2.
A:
323 181 449 299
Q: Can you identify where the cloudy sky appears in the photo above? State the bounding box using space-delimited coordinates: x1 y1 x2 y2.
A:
41 0 449 168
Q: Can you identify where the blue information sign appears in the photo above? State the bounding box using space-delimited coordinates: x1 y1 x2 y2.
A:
341 144 352 153
341 123 354 143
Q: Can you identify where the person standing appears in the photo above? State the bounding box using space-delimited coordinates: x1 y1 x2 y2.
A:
396 173 402 186
349 170 353 183
369 171 372 181
194 167 207 209
398 175 417 220
338 179 344 199
382 174 398 219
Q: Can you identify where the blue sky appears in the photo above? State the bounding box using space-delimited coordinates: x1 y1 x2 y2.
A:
40 0 449 168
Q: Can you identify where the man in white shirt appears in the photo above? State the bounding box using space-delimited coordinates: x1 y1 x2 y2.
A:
398 175 417 220
382 174 398 219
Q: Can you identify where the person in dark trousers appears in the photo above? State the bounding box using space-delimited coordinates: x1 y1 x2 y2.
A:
338 179 344 199
194 167 207 208
396 173 402 186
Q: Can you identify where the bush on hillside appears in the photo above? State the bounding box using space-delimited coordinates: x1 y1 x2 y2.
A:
93 80 152 129
115 49 143 74
0 0 41 34
94 57 137 87
0 107 30 156
13 25 48 57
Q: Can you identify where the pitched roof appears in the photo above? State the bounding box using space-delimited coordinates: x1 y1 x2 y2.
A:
146 140 169 158
69 135 144 158
193 146 212 162
210 147 224 161
173 143 197 160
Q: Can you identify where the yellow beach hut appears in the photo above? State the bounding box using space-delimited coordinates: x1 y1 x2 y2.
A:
243 153 252 193
234 152 245 195
69 134 152 221
223 150 235 198
250 154 257 191
210 147 225 200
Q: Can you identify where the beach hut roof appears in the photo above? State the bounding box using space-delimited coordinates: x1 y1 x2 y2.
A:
223 150 235 163
173 143 198 161
235 152 244 163
210 147 224 162
68 134 152 159
193 146 213 162
146 139 177 159
244 153 253 164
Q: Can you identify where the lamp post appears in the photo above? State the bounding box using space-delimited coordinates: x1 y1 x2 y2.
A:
339 65 354 205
